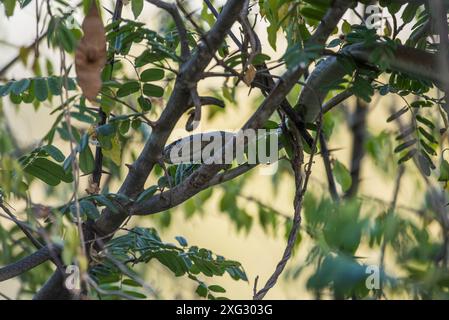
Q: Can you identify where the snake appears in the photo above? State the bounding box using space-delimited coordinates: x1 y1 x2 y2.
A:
0 245 61 282
296 42 442 123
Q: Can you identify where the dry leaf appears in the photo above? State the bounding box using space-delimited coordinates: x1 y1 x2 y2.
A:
86 175 100 195
75 2 107 102
31 204 52 219
243 64 256 86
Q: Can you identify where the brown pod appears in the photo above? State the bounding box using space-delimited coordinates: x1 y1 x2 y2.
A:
75 2 107 102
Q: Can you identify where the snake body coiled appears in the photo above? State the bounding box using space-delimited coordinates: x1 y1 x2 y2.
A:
0 246 60 282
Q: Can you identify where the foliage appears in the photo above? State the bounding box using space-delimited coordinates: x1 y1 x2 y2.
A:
1 0 449 300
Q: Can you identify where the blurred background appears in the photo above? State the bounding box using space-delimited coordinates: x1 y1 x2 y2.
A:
0 0 443 299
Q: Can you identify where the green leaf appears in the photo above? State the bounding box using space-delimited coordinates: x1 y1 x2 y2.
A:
333 160 352 192
418 127 438 144
80 199 100 220
135 50 163 67
131 118 142 130
328 38 342 48
417 153 431 177
37 158 73 183
65 77 78 91
79 132 90 152
387 106 408 122
79 145 95 174
11 79 30 95
3 0 16 16
137 96 152 111
140 68 165 82
57 24 77 53
20 0 33 8
24 158 72 186
143 83 164 97
10 93 22 104
47 76 63 96
123 290 146 299
196 283 208 297
175 236 188 247
94 194 119 214
394 139 416 153
252 53 271 65
102 133 122 165
208 285 226 293
132 0 144 19
42 145 65 162
136 185 158 203
402 3 419 23
117 81 140 97
416 115 435 129
97 123 116 137
33 78 49 102
342 20 351 34
24 164 60 186
398 148 417 164
266 21 278 50
420 139 436 156
122 279 142 287
300 6 325 22
0 82 13 97
119 119 130 135
438 160 449 182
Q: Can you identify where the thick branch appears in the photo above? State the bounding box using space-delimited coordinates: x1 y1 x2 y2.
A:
93 0 246 237
132 0 353 217
35 1 246 300
429 0 449 114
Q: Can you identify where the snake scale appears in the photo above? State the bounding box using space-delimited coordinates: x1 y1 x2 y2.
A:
0 246 60 282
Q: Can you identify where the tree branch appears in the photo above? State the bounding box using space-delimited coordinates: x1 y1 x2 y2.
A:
93 0 246 236
146 0 190 61
0 32 47 77
429 0 449 114
345 99 369 198
253 110 323 300
92 0 123 188
0 204 43 250
319 132 339 201
131 0 353 217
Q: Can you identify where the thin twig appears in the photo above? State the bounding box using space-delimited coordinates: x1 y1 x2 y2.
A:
0 204 43 249
377 165 405 299
319 132 339 201
146 0 190 61
253 111 323 300
92 0 124 189
345 98 369 198
0 291 12 300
